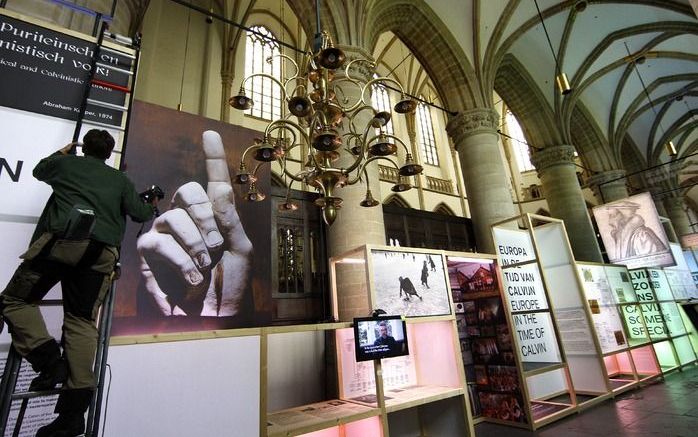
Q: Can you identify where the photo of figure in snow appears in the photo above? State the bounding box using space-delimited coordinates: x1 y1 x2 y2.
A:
371 249 451 317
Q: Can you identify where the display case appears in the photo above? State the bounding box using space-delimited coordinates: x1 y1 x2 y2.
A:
575 262 662 392
490 214 594 430
628 267 698 373
329 245 475 437
264 323 382 437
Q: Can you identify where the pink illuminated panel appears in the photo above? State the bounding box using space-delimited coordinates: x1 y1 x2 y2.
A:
410 321 461 388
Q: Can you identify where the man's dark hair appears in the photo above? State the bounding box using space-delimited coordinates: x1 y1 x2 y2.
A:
82 129 115 160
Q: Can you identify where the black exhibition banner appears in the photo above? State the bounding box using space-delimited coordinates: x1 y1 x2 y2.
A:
0 14 132 126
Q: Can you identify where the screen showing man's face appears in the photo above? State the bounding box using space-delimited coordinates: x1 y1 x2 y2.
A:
378 324 388 338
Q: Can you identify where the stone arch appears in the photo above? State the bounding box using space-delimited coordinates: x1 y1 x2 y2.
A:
363 0 481 111
570 104 618 171
433 203 456 216
495 55 562 148
384 194 410 208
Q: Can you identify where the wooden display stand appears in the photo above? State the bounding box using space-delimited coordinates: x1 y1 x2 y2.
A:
628 267 698 373
444 252 530 428
575 262 662 393
263 323 382 437
329 245 475 437
491 214 617 428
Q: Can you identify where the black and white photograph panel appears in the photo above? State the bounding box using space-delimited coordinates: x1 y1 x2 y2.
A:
592 192 675 269
370 249 451 317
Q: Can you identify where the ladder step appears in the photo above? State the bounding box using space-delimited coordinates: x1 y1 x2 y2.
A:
95 62 134 76
83 119 125 131
11 388 62 401
99 45 136 60
105 32 134 46
87 98 129 112
91 79 131 93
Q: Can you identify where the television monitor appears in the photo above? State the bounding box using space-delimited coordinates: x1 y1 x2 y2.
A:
353 315 409 362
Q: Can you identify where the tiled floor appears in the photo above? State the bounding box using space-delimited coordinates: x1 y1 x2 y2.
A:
476 365 698 436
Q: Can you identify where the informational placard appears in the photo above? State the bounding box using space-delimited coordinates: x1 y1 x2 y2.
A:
665 243 697 300
511 312 561 363
493 227 561 365
576 264 628 353
604 265 637 304
621 304 654 341
659 302 687 337
630 269 668 339
492 228 536 265
499 264 548 312
0 14 130 125
593 192 675 269
553 308 597 355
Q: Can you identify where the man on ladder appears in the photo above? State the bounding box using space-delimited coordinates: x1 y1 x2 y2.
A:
0 129 158 436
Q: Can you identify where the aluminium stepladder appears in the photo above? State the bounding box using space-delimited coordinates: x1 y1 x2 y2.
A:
0 12 141 436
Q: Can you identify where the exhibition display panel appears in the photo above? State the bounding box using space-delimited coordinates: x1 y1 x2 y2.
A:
628 268 698 372
445 252 529 428
663 243 698 301
329 245 475 437
491 214 593 429
576 262 662 392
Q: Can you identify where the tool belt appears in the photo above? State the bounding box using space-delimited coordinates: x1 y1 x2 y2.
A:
20 233 118 274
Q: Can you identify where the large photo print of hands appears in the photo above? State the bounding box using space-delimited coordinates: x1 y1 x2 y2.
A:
112 101 272 335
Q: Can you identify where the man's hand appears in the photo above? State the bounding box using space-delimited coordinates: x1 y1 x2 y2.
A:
136 131 253 316
59 142 80 155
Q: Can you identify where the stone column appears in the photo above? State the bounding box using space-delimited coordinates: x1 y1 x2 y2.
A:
327 45 386 258
647 186 669 217
531 145 603 262
587 170 628 203
664 196 693 238
220 72 234 122
446 108 517 254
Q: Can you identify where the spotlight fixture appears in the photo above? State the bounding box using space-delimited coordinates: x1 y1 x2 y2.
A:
228 29 420 225
534 0 573 95
666 141 677 157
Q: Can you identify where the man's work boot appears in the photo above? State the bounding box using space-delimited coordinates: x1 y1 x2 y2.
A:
25 340 68 392
36 388 93 437
28 357 68 392
35 413 85 437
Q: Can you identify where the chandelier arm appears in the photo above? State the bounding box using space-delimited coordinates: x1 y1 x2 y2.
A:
348 105 378 135
240 73 289 101
331 80 364 109
378 134 410 154
264 119 311 145
281 166 307 183
267 125 298 149
240 143 261 165
251 161 266 176
347 155 397 185
343 145 368 174
268 53 300 83
361 76 406 100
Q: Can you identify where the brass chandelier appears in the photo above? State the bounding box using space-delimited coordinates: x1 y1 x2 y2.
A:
228 30 423 225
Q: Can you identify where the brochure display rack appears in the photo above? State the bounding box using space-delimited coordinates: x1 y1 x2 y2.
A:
329 245 475 437
491 214 592 429
629 268 698 373
445 252 529 428
575 262 662 392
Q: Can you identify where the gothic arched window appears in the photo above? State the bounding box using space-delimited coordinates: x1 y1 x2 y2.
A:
245 25 282 120
371 79 394 136
417 102 438 166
